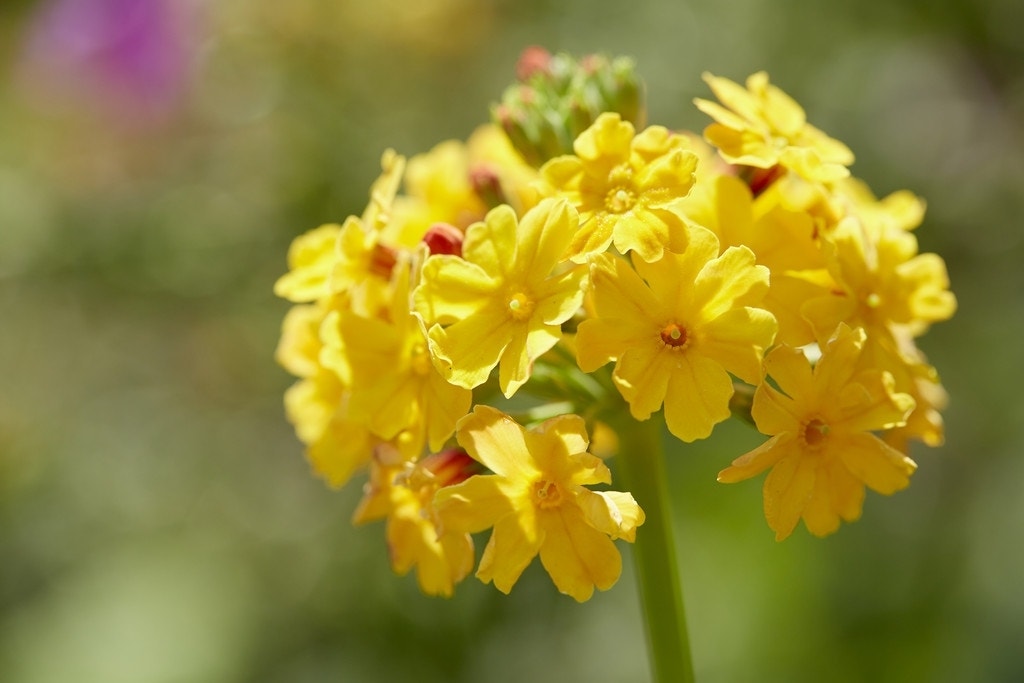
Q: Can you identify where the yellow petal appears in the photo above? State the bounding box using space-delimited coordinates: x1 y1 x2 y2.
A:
538 507 622 602
517 198 579 282
699 306 777 384
613 344 671 421
693 246 769 320
427 310 511 390
434 473 518 534
800 480 841 538
414 255 496 325
717 434 791 484
763 449 818 541
702 123 777 168
836 432 916 495
634 227 719 307
463 204 519 277
662 353 734 442
703 72 763 126
476 513 543 594
574 112 634 165
455 405 538 479
762 344 817 409
577 489 645 542
498 323 560 398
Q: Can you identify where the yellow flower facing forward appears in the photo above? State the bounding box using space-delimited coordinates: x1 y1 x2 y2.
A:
354 450 478 597
718 325 917 541
413 198 588 397
434 406 644 602
695 71 854 182
576 228 777 442
539 112 699 263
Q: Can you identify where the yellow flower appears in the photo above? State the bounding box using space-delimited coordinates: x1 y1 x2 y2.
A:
539 112 699 263
354 450 477 597
275 150 406 315
414 198 588 397
718 325 917 540
434 406 644 602
576 228 777 442
276 303 374 488
273 223 343 303
320 258 471 459
803 216 957 342
694 71 854 182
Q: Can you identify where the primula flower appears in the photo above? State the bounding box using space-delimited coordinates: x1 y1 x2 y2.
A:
275 150 406 314
354 451 477 597
273 223 343 304
321 259 471 459
803 216 957 342
695 71 854 183
576 228 777 442
434 406 644 602
414 198 588 397
539 112 699 263
718 325 917 540
276 303 374 488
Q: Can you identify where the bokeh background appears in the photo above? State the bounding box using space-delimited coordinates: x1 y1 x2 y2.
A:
1 0 1022 681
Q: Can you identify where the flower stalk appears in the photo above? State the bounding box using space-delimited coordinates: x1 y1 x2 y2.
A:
605 410 695 683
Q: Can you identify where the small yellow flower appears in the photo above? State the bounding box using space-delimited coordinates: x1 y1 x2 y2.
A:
273 223 343 303
414 198 588 397
539 112 699 263
576 228 777 442
276 300 374 488
434 406 644 602
803 216 957 342
320 259 471 459
718 325 917 540
695 71 854 182
354 451 477 597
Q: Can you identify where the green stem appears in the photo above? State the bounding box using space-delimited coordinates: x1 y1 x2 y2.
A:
608 413 695 683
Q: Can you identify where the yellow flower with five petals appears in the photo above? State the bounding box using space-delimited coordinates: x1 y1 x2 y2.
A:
414 198 588 397
539 112 700 263
718 325 917 540
434 406 644 602
576 228 777 442
695 71 854 182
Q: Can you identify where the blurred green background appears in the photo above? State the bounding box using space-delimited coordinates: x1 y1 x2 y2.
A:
1 0 1022 681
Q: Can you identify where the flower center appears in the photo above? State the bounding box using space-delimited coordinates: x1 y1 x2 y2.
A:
801 418 830 450
660 322 689 348
605 186 636 213
507 291 535 321
533 479 563 509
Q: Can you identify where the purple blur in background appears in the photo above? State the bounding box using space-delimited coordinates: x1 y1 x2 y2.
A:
19 0 194 124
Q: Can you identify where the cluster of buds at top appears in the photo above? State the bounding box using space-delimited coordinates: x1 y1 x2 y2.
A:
492 47 645 166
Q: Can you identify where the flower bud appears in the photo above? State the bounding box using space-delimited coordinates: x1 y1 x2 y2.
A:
422 222 464 257
491 48 647 167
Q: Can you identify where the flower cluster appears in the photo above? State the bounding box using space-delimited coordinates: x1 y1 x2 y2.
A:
275 50 955 598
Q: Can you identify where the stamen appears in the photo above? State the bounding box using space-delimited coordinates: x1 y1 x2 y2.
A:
660 322 689 348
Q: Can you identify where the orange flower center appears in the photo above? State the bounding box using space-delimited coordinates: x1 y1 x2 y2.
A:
507 292 535 321
660 322 689 349
801 418 830 450
533 479 563 509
